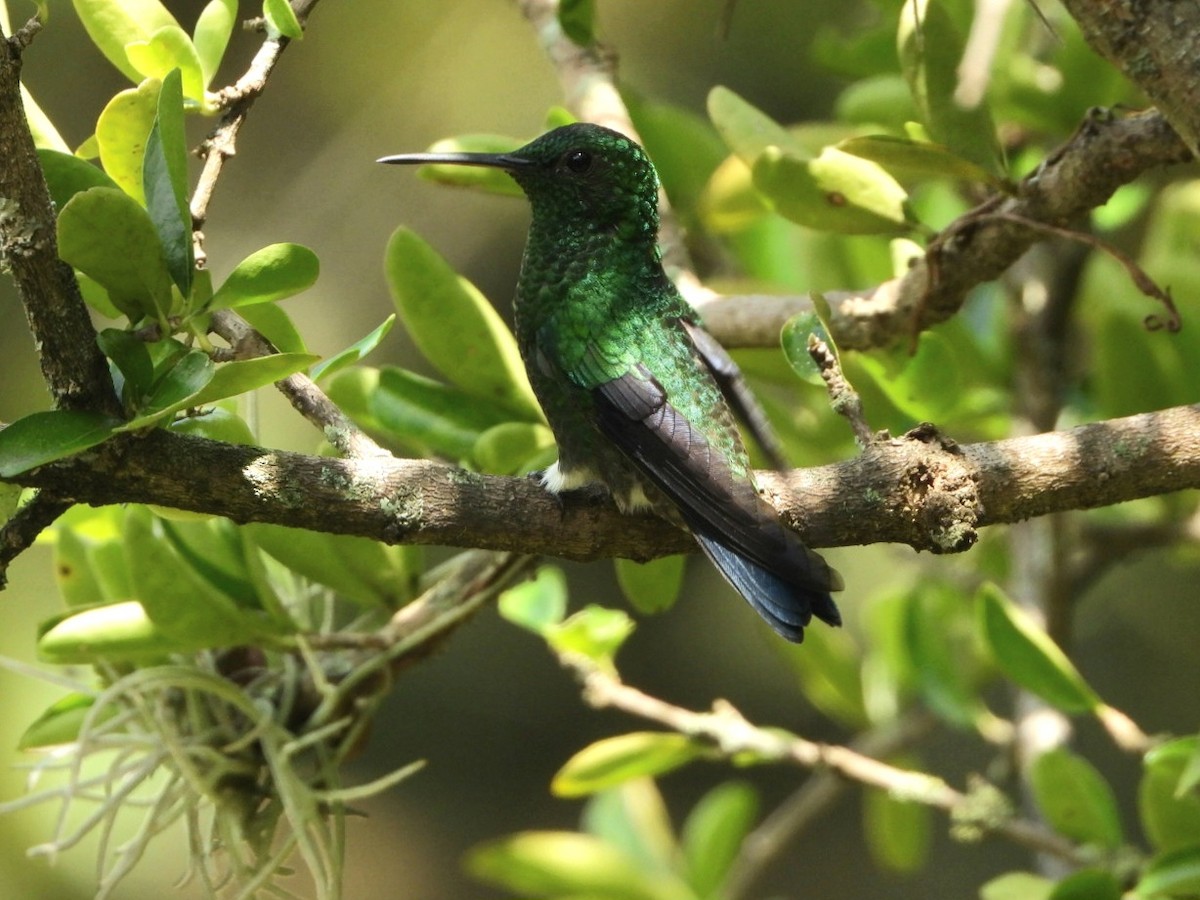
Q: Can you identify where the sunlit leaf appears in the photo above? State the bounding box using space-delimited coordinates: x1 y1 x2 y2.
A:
209 243 320 310
707 85 802 164
613 555 685 615
71 0 180 82
468 831 690 899
263 0 302 39
193 0 237 87
498 566 568 633
57 186 173 321
545 605 635 669
838 134 1002 187
552 732 703 797
18 693 112 749
95 78 160 204
310 315 396 382
980 872 1054 900
37 600 183 663
385 227 541 420
125 26 205 102
864 761 933 872
1138 846 1200 899
752 145 910 235
37 149 120 213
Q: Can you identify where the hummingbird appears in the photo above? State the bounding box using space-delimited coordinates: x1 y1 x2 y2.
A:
380 123 842 641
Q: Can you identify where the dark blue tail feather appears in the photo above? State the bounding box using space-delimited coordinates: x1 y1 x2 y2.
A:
694 532 841 643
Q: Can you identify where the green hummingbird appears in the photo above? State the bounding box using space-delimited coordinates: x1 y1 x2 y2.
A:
380 123 842 641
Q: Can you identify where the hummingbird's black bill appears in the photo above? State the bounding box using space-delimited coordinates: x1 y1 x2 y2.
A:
376 151 535 170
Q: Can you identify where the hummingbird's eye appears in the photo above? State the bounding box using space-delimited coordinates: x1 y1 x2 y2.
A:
563 149 593 174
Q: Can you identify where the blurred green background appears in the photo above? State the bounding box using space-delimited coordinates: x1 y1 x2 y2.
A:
2 1 1199 897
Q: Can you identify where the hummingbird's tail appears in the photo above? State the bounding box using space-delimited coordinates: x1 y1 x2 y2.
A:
693 531 841 643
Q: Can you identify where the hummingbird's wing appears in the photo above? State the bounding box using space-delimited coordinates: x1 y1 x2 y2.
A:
580 354 843 641
679 319 788 471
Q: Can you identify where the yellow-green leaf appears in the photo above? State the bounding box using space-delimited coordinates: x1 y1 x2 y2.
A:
553 732 702 797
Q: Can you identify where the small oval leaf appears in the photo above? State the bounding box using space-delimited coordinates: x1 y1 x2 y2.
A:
552 732 703 797
0 410 121 477
209 243 320 310
977 583 1100 714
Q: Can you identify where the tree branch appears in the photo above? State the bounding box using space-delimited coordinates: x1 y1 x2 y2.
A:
1058 0 1200 157
696 108 1193 351
567 663 1087 866
0 19 121 416
4 404 1197 562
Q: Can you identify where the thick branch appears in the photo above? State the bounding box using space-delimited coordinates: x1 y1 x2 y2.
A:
1059 0 1200 157
6 404 1198 560
697 108 1193 350
0 21 120 416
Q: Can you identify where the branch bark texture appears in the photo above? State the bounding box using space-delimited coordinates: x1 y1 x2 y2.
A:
8 403 1198 561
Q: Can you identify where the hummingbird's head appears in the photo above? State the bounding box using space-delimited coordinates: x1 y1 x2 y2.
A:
502 124 661 242
380 123 661 244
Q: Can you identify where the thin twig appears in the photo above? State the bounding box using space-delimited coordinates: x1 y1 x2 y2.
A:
0 490 72 589
208 310 385 459
568 661 1089 867
724 712 936 900
806 334 875 448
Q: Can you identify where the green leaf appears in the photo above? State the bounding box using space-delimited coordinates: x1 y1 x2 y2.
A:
552 732 703 798
71 0 180 82
781 310 837 386
57 186 173 321
472 421 557 475
370 366 517 460
263 0 303 39
781 623 868 728
95 78 160 204
37 149 120 212
498 566 568 633
0 410 121 477
143 69 193 296
1049 869 1121 900
1141 738 1200 852
558 0 595 45
245 523 416 610
1030 748 1123 848
410 134 525 197
209 243 320 310
707 85 802 165
18 693 113 750
897 0 1005 176
385 227 540 420
864 767 933 872
194 0 237 87
857 330 962 421
124 506 277 646
468 831 690 900
681 782 759 897
310 315 396 382
125 26 205 102
752 145 911 235
237 300 308 353
614 555 685 615
37 600 183 663
137 348 215 422
582 781 678 877
98 327 154 405
1139 845 1200 898
903 580 991 729
22 84 70 152
119 352 318 430
545 605 636 669
838 135 1003 187
51 506 133 607
977 583 1100 714
980 872 1054 900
